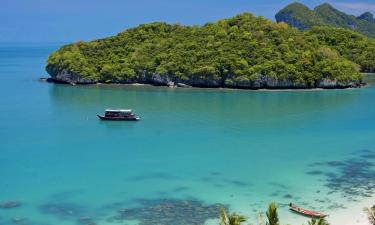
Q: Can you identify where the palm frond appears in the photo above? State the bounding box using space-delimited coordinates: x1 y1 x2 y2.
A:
220 207 229 225
307 217 329 225
364 206 375 225
266 202 279 225
219 208 246 225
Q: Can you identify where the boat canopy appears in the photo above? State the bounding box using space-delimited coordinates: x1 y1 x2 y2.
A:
105 109 132 113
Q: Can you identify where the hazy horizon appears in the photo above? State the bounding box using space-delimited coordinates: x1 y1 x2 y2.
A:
1 0 375 42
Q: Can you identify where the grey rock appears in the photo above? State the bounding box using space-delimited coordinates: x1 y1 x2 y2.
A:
50 70 94 85
47 70 361 89
176 83 191 88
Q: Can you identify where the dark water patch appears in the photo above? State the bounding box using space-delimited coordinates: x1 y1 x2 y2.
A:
270 191 280 197
172 187 190 192
326 203 346 210
209 171 222 176
155 191 168 196
197 175 250 188
39 202 88 219
306 170 323 175
354 149 375 159
114 198 225 225
269 182 288 189
78 216 97 225
101 201 129 211
283 194 293 199
308 155 375 199
308 162 324 167
11 217 28 225
326 161 345 167
49 190 84 201
228 180 249 187
127 172 177 182
0 217 52 225
314 198 332 204
361 154 375 159
0 201 21 209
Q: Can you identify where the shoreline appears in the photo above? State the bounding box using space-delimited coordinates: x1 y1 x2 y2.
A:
288 197 373 225
40 77 368 92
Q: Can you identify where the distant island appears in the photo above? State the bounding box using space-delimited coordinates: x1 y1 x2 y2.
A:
276 3 375 74
46 12 364 89
276 2 375 38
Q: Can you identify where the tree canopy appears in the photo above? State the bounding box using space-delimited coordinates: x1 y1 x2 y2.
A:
47 13 361 88
276 2 375 38
307 26 375 72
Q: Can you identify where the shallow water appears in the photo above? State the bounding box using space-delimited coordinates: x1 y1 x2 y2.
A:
0 43 374 225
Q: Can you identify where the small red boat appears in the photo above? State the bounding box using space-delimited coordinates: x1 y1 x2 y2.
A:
289 203 328 218
97 109 140 121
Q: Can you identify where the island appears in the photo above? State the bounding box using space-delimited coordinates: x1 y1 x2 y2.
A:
275 2 375 74
46 13 363 89
276 2 375 38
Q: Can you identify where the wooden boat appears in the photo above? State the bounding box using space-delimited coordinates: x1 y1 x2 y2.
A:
97 109 140 121
289 203 328 218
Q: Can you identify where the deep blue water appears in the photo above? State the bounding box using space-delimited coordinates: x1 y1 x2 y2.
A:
0 43 374 225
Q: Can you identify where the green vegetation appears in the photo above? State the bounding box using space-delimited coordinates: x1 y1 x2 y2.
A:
47 13 361 88
276 3 375 73
307 26 375 72
266 203 279 225
219 208 246 225
218 203 330 225
276 2 375 38
307 218 330 225
364 205 375 225
275 3 325 30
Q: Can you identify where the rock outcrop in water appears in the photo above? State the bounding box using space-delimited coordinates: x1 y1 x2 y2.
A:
48 70 361 89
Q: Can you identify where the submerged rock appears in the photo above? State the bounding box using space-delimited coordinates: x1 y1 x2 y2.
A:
308 150 375 199
0 201 21 209
39 202 87 219
78 216 96 225
115 198 225 225
11 217 25 224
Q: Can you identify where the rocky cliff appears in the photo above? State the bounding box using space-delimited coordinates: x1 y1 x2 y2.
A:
48 69 361 89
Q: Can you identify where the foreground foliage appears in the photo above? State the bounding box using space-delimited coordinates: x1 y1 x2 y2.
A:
47 13 361 87
307 218 330 225
220 208 247 225
364 205 375 225
266 203 279 225
218 203 331 225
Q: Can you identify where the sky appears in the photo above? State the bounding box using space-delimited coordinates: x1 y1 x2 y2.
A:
1 0 375 42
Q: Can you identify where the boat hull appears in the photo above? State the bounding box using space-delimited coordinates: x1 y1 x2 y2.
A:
289 204 327 218
97 115 140 121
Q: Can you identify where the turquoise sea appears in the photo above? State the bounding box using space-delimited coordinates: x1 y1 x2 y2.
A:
0 43 374 225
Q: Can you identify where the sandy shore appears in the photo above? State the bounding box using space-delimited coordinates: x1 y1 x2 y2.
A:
327 199 372 225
